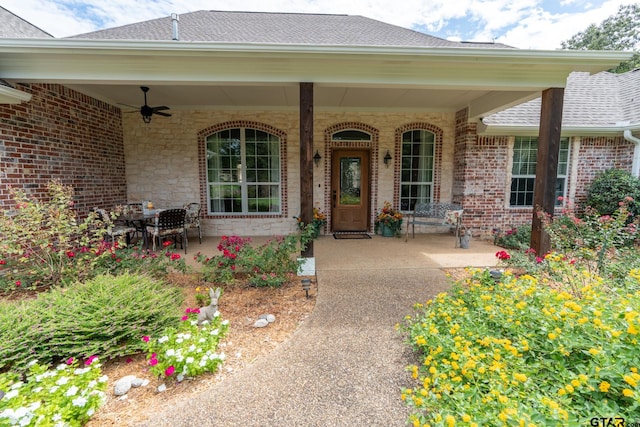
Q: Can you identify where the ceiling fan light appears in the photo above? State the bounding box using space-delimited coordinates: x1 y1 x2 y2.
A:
142 114 152 123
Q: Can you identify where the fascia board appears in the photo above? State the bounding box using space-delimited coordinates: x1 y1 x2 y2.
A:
478 123 640 137
0 39 632 88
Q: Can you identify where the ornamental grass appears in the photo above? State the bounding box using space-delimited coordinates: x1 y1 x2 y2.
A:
400 259 640 426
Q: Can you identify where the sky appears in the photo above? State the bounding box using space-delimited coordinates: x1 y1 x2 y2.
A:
0 0 635 50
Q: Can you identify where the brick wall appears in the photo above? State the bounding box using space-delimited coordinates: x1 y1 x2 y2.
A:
0 83 126 214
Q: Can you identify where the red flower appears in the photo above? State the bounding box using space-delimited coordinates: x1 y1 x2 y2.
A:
0 260 6 265
495 250 511 261
165 366 175 376
15 280 21 287
66 251 75 258
170 253 181 261
163 240 172 247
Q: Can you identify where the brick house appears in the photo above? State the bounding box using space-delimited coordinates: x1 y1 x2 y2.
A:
0 9 635 241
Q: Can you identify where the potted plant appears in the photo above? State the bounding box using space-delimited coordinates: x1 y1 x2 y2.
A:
374 201 403 237
295 207 327 239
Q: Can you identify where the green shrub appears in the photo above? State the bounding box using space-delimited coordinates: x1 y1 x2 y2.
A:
195 231 311 287
587 168 640 217
143 306 229 380
0 359 106 427
493 224 531 250
0 273 183 372
400 263 640 426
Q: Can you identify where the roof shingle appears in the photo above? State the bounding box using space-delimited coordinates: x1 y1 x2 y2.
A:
68 10 513 49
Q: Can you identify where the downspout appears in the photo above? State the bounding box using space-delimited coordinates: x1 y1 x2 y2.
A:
621 123 640 177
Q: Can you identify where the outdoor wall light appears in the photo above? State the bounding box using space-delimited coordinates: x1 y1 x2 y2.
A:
301 278 311 298
383 150 392 168
313 150 322 168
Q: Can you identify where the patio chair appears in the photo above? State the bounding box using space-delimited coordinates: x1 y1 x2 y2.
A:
95 208 137 246
183 202 202 244
146 208 187 253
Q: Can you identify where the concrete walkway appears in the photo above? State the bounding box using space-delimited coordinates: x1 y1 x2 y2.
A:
140 234 498 427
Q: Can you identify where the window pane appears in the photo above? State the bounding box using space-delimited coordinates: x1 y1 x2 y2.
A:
340 157 361 205
207 128 281 214
510 137 570 207
332 130 371 141
400 129 434 211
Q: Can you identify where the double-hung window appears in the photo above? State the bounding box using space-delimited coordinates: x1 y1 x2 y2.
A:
510 136 569 207
400 130 435 211
206 128 281 214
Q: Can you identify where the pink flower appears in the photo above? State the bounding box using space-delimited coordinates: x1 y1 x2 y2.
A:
66 357 74 365
15 280 21 287
536 257 543 264
148 357 158 367
126 357 133 364
142 335 150 343
181 315 189 321
85 355 98 366
165 366 175 377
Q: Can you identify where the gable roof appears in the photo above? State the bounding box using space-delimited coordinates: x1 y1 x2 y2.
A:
0 6 52 38
481 69 640 134
68 10 512 49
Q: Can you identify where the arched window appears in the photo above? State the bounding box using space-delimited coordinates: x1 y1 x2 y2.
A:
332 130 371 141
400 129 435 211
206 127 281 214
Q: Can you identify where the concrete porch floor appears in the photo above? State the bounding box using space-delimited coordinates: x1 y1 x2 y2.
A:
181 232 500 272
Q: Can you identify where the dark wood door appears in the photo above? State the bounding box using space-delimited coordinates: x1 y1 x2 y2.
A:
331 150 370 231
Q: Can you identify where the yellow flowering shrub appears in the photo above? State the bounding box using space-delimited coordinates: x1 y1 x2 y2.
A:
400 262 640 426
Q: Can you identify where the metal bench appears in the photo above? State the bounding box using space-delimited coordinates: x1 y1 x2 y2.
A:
404 202 463 246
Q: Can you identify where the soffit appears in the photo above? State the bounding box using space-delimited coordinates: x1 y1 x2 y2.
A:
0 39 632 116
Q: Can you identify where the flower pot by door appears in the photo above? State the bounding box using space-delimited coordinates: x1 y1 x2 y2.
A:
381 224 394 237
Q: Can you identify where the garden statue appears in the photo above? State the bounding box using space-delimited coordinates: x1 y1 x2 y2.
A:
197 287 222 325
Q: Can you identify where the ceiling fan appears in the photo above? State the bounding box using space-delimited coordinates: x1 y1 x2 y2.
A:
138 86 171 123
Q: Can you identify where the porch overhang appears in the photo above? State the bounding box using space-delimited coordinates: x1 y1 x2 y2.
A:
0 82 32 104
0 38 632 117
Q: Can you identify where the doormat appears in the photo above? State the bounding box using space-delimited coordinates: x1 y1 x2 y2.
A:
333 233 372 240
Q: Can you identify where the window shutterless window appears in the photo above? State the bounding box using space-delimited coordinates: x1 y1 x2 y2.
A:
510 136 569 207
206 128 281 214
400 130 435 211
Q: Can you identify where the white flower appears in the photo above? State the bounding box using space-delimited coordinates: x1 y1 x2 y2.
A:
87 408 95 417
199 360 207 367
56 376 69 386
176 338 183 344
200 320 210 325
27 360 38 367
98 375 109 382
219 352 226 360
211 329 219 336
186 357 194 364
209 353 219 360
222 319 229 326
198 338 206 343
158 335 169 343
56 364 67 371
72 396 88 407
190 320 198 326
183 333 192 340
28 402 41 411
49 386 59 394
196 347 203 353
165 349 176 357
188 344 196 352
176 355 184 362
214 311 220 317
10 381 23 390
4 389 19 400
74 367 90 375
52 413 62 421
32 387 43 394
87 380 97 389
65 385 79 397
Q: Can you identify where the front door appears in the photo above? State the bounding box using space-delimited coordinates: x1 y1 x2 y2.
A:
331 149 370 231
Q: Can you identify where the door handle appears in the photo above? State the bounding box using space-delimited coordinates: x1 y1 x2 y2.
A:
332 190 337 209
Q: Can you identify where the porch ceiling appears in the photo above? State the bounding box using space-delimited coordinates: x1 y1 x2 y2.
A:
0 39 632 118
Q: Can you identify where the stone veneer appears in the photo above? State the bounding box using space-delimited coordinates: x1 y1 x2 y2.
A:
123 110 455 236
